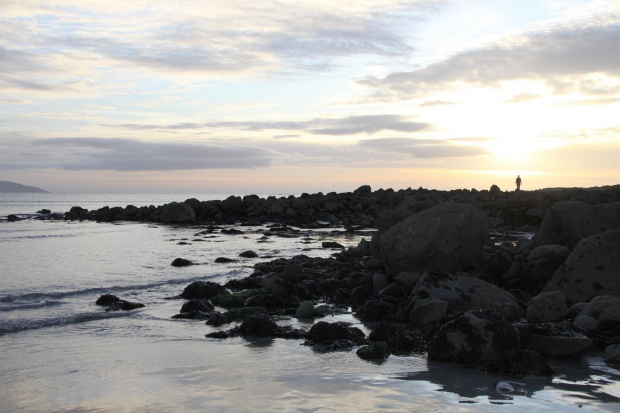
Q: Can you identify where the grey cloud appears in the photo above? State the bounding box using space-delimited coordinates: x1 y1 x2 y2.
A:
26 138 272 171
358 23 620 100
358 137 489 158
107 115 433 136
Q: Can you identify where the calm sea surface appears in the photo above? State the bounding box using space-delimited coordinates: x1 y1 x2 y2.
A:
1 193 619 412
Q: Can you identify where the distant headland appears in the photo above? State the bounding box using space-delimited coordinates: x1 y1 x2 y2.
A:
0 181 49 193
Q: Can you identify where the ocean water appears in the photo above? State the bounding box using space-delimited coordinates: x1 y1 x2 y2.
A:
1 193 619 412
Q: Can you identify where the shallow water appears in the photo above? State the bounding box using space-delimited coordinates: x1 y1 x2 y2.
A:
1 194 620 412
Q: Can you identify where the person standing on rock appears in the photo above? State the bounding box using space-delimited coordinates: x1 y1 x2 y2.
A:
516 175 522 191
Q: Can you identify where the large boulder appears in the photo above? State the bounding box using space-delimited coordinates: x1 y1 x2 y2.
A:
379 204 487 275
543 230 620 304
526 291 569 323
517 323 592 357
180 281 227 300
533 201 620 248
161 202 196 224
428 310 520 366
408 272 524 321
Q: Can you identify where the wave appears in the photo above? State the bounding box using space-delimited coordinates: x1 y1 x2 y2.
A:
0 268 249 305
0 300 63 312
0 311 131 335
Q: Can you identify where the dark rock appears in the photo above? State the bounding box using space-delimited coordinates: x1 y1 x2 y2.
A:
368 321 427 354
239 250 259 258
543 230 620 303
490 185 501 194
172 299 216 319
171 258 195 267
7 214 23 222
180 281 227 300
516 322 592 357
306 321 366 346
533 201 620 248
428 310 520 366
95 294 145 311
205 311 228 326
490 350 556 378
215 257 237 263
223 306 267 322
160 202 195 224
356 342 390 360
211 289 264 309
238 313 279 337
379 203 487 275
322 241 345 249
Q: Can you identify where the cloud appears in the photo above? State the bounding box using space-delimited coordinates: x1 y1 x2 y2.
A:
357 137 489 158
0 138 271 171
418 100 456 107
556 97 620 106
504 93 540 103
106 114 434 136
357 21 620 101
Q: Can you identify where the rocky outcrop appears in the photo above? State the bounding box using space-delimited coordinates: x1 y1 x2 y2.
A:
160 202 196 224
543 230 620 303
379 204 487 276
533 201 620 248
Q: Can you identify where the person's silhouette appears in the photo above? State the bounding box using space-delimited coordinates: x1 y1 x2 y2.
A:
516 175 522 191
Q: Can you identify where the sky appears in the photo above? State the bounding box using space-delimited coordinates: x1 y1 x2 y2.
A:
1 0 619 194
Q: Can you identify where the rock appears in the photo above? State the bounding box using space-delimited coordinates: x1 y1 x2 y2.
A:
491 350 556 378
350 285 374 305
172 299 215 319
543 230 620 303
306 321 365 345
372 273 388 291
171 258 194 267
379 203 487 275
238 313 279 337
370 208 415 259
95 294 145 311
160 202 195 224
356 342 390 360
239 250 259 258
578 295 620 320
211 289 264 309
215 257 237 263
410 298 448 328
7 214 22 222
180 281 227 300
604 344 620 363
533 201 620 248
205 311 228 326
354 299 399 322
368 321 426 354
428 310 520 366
526 291 569 323
281 263 304 284
354 185 372 195
490 184 501 194
573 314 599 331
408 272 524 321
517 322 592 357
295 301 315 318
223 307 267 322
322 241 344 249
394 271 422 286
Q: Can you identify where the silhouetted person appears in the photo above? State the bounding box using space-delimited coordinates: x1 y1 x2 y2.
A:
516 175 522 191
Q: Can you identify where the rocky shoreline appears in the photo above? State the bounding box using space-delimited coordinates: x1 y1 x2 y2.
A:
83 184 620 379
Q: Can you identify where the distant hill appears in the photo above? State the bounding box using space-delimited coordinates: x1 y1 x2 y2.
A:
0 181 50 193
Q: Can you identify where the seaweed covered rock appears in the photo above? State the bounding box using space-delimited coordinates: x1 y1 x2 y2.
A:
428 310 520 366
172 299 215 319
180 281 227 300
305 321 366 351
516 322 592 357
95 294 145 311
368 321 427 354
356 342 390 360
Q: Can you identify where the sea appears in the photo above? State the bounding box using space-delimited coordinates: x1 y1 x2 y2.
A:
1 193 619 412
